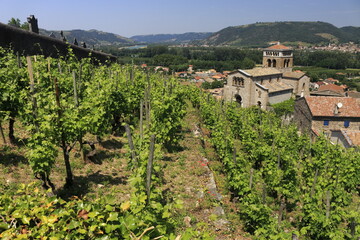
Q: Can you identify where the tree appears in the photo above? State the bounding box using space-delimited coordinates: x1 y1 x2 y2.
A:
8 18 21 27
7 17 29 30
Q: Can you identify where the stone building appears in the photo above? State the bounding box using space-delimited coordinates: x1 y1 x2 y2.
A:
223 44 310 109
294 96 360 147
262 44 293 72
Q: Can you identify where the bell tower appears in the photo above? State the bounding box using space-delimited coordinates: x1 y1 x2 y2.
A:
262 43 293 72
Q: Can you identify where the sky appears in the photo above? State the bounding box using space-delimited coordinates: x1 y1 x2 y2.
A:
1 0 360 37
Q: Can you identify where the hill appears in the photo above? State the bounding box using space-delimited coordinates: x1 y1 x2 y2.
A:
201 21 360 47
39 29 135 47
130 32 213 44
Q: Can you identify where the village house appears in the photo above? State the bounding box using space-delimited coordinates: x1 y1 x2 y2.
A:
223 44 310 109
294 96 360 147
310 83 346 97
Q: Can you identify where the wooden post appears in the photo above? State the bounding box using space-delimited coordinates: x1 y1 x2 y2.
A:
310 168 319 197
140 100 144 140
325 191 331 219
249 168 254 190
72 71 79 106
125 124 137 167
233 147 237 165
58 62 62 74
73 71 86 162
262 182 267 204
0 121 6 145
26 56 39 131
146 134 156 204
278 197 286 226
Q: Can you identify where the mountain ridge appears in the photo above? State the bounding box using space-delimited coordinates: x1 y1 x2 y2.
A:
130 32 213 44
201 21 360 47
39 29 135 47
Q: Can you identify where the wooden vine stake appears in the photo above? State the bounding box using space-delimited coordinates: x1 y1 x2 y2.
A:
146 134 156 204
310 168 319 197
124 124 137 167
325 190 331 219
73 71 86 162
0 121 5 145
249 168 254 190
26 56 39 131
140 100 144 140
233 147 237 165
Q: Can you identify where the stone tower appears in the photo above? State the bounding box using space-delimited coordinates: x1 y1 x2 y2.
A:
262 43 293 72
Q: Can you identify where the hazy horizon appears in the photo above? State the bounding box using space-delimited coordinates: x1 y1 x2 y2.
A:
1 0 359 37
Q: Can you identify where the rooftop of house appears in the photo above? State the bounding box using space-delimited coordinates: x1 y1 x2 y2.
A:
260 81 293 93
341 129 360 147
283 71 306 79
265 44 291 50
348 91 360 98
310 89 344 97
304 96 360 117
318 84 345 93
239 67 281 77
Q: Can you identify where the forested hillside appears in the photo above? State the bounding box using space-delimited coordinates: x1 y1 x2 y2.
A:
202 21 360 47
39 29 135 46
130 32 213 44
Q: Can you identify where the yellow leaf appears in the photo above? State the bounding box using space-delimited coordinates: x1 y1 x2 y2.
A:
34 188 39 194
120 201 131 211
48 215 58 224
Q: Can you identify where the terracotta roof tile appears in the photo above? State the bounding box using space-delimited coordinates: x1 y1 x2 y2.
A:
283 71 306 79
305 96 360 117
318 84 344 93
266 44 290 50
342 130 360 146
240 67 281 77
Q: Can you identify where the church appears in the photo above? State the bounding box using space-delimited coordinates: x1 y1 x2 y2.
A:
223 44 310 109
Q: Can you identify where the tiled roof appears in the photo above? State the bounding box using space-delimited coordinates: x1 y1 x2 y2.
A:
283 71 306 79
342 130 360 146
240 68 281 77
348 91 360 98
262 81 293 93
318 84 344 93
310 90 344 97
265 44 291 50
305 96 360 117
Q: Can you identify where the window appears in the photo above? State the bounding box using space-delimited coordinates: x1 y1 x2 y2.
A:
344 120 350 128
232 77 244 87
323 120 329 126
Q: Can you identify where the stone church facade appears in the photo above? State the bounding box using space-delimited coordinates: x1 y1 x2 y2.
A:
223 44 310 109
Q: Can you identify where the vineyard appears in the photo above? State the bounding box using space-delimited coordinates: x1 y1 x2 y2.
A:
0 47 359 239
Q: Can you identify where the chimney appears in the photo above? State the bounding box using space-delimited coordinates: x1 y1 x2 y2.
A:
27 15 39 34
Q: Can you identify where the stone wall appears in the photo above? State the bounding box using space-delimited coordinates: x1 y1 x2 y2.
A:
0 22 116 63
268 89 292 104
312 117 360 132
294 97 313 133
224 72 255 107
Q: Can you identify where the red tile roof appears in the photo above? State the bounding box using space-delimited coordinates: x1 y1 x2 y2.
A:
305 96 360 117
318 84 344 93
342 130 360 146
266 44 290 50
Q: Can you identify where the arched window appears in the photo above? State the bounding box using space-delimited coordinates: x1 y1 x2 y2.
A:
257 101 262 107
272 59 277 68
232 77 244 87
267 59 271 67
235 94 242 105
